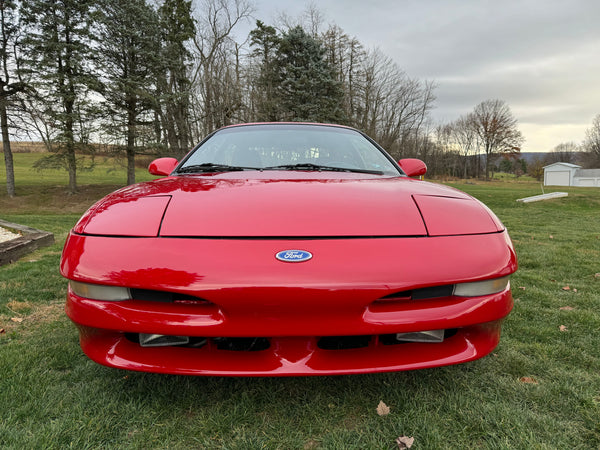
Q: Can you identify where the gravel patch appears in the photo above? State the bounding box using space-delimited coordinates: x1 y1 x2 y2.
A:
0 226 21 243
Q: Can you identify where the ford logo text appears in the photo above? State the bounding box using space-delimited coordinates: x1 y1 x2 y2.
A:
275 250 313 263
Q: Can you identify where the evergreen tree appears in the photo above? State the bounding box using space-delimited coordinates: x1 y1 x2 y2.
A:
249 20 280 121
156 0 195 159
20 0 97 193
97 0 160 185
275 26 345 123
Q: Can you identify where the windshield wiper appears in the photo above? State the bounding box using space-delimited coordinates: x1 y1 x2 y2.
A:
263 163 384 175
177 163 258 174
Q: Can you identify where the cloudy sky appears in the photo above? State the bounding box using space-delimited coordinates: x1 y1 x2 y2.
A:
245 0 600 152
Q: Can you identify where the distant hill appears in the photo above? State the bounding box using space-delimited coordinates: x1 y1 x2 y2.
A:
518 152 587 165
518 152 550 163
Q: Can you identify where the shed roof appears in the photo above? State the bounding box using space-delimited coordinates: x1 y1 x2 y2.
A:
543 162 581 169
575 169 600 177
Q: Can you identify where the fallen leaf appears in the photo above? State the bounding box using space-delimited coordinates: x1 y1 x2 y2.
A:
10 317 23 323
396 436 415 449
559 325 568 332
376 400 390 416
559 306 575 311
519 376 538 384
518 286 526 290
562 286 570 291
549 235 554 239
573 288 578 293
0 328 5 334
595 273 600 278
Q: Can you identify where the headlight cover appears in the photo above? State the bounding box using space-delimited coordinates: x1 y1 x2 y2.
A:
70 281 131 301
454 276 510 297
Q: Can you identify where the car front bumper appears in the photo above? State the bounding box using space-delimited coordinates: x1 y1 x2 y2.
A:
61 231 517 375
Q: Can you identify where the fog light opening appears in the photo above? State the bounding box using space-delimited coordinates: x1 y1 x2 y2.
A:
139 333 190 347
395 329 445 343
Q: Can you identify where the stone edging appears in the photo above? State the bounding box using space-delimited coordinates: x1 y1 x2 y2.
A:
0 219 55 266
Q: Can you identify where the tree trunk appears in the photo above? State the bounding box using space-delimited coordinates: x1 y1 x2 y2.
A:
127 100 136 185
0 96 15 197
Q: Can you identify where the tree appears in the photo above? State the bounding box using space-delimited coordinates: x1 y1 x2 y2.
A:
527 155 545 181
192 0 253 137
20 0 97 193
582 114 600 167
321 24 364 125
156 0 195 159
97 0 160 185
0 0 25 197
470 99 524 180
449 114 477 178
354 48 435 160
546 142 579 165
274 26 345 123
249 20 280 121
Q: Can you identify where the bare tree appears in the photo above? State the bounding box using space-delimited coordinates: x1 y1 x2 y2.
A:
355 49 435 160
582 114 600 167
192 0 253 135
546 142 579 165
470 99 524 180
450 114 478 178
0 0 25 197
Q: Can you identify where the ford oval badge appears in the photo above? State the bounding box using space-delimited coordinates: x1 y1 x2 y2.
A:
275 250 313 263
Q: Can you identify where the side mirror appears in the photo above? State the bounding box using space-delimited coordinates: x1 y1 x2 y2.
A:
149 157 178 176
398 158 427 178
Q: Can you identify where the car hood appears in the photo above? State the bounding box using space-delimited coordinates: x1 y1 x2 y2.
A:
74 172 503 237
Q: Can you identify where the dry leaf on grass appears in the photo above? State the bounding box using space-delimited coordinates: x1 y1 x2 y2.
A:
519 376 538 384
376 400 390 416
559 325 568 332
562 286 570 291
10 317 23 323
559 306 575 311
518 286 526 290
396 436 415 449
0 328 5 334
595 273 600 278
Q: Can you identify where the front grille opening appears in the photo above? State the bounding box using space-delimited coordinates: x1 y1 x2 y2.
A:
125 333 207 348
379 284 454 301
380 328 458 345
130 288 210 304
125 334 269 351
318 335 371 350
213 337 270 352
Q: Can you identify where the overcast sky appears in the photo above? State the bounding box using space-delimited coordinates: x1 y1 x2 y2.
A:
245 0 600 152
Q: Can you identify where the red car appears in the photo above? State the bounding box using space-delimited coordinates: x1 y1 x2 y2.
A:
60 123 517 376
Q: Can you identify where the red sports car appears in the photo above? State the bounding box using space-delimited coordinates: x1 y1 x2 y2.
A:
60 123 517 376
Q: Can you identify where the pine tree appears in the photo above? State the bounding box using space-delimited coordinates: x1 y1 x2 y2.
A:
249 20 280 121
156 0 195 159
20 0 97 193
97 0 160 185
275 26 345 123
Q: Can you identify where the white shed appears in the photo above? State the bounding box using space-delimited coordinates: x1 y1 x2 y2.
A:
574 169 600 187
543 162 600 187
543 163 581 186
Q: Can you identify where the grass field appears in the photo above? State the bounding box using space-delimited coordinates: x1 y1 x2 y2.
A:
1 154 599 449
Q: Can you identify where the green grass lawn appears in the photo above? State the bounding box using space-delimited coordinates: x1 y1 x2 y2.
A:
1 154 599 449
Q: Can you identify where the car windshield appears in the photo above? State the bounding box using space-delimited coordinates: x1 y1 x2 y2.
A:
177 124 401 176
